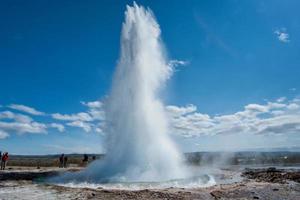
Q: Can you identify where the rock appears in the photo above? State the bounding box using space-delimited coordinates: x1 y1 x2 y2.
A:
210 190 223 198
242 168 300 184
267 167 277 172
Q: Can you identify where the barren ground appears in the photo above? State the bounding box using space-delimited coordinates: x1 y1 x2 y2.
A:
0 167 299 200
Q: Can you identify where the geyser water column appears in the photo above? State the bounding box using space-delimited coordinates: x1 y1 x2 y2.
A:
55 3 187 183
102 2 186 182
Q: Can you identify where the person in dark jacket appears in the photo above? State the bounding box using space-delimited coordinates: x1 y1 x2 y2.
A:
63 156 68 168
82 154 88 166
59 154 64 168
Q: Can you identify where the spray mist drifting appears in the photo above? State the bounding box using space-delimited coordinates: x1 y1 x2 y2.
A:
55 3 187 183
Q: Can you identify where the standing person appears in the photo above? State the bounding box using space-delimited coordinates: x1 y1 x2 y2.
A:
1 152 9 170
0 152 3 170
59 154 64 168
63 156 68 168
82 154 88 166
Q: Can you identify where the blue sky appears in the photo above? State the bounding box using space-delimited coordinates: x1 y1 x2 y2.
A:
0 0 300 154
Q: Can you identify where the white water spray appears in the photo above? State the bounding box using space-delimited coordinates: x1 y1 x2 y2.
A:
101 3 186 181
54 3 188 183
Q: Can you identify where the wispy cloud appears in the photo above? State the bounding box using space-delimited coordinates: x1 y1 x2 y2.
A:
169 59 189 67
2 97 300 140
0 111 33 123
274 28 290 43
81 100 103 108
0 130 9 139
0 121 47 135
49 123 65 132
8 104 45 116
51 100 105 132
0 110 61 137
166 104 197 116
66 120 93 132
167 97 300 138
52 112 93 122
276 97 287 103
81 100 105 121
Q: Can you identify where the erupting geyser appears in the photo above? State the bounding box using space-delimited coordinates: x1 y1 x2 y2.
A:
54 2 189 184
101 3 187 182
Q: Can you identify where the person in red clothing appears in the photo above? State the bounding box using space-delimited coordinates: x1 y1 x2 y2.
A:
1 152 8 170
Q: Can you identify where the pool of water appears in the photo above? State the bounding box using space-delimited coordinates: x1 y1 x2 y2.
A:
48 166 245 190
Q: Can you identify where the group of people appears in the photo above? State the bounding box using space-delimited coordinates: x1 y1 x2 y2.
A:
82 154 96 165
58 154 96 168
1 152 97 169
59 154 68 168
0 151 9 170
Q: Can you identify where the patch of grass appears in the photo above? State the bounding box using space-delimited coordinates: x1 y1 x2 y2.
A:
7 154 104 167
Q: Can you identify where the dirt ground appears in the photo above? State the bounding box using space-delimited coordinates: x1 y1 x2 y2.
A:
0 167 299 200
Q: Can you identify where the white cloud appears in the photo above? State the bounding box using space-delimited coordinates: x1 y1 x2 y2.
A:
287 103 299 110
0 121 47 134
8 104 45 116
51 100 106 132
0 130 9 139
49 123 65 132
66 121 92 132
169 59 189 67
81 100 103 109
95 127 104 134
51 101 104 132
245 104 269 113
271 110 285 116
167 97 300 138
88 109 105 121
0 111 33 123
0 100 107 137
277 97 286 102
267 102 286 109
82 100 105 121
253 114 300 135
0 110 47 138
52 112 93 122
166 104 197 117
2 97 300 139
274 28 290 43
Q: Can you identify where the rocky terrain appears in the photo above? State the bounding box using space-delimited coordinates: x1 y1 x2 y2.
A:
242 167 300 183
0 167 299 199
